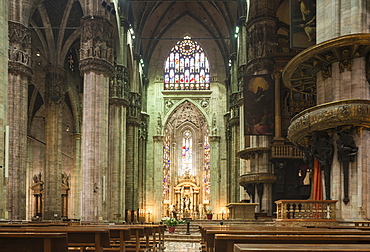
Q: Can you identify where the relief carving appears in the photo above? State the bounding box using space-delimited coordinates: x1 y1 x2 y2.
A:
110 65 129 99
80 18 114 75
288 100 370 146
8 22 32 75
127 92 141 118
45 67 66 103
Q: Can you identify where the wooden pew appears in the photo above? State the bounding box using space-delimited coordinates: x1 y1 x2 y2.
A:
199 225 370 252
214 234 370 252
0 232 68 252
0 226 110 252
234 243 370 252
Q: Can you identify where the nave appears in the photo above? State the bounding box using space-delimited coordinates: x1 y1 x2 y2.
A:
164 242 200 252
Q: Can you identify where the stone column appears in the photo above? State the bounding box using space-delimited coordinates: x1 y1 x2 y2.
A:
125 92 141 222
228 93 240 203
80 16 113 221
72 133 81 220
0 0 8 220
152 135 164 222
43 66 66 220
107 65 129 221
210 136 221 214
242 0 279 216
7 21 32 220
138 113 149 218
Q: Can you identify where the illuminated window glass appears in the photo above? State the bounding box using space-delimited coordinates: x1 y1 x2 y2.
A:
164 36 210 90
180 130 193 175
203 132 210 200
163 133 171 201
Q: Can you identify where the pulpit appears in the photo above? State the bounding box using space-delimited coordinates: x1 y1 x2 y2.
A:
227 203 258 220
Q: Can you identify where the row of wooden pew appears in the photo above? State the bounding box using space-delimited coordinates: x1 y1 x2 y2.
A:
0 222 165 252
199 224 370 252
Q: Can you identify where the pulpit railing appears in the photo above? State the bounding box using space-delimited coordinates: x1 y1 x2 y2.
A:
275 200 337 221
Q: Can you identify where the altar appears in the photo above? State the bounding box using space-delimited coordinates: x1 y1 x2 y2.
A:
227 203 259 220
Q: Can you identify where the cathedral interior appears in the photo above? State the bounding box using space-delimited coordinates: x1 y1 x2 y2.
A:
1 0 370 223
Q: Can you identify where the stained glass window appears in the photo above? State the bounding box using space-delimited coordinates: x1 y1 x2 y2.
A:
164 36 210 90
180 130 193 176
203 132 211 200
163 131 171 201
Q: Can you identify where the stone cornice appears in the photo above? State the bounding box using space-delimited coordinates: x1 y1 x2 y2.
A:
239 173 276 185
8 61 32 77
80 58 114 77
236 147 270 160
282 33 370 94
288 99 370 146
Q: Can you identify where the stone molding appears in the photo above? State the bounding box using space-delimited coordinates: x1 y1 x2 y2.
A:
79 17 114 76
236 147 270 160
282 34 370 94
44 66 67 103
288 99 370 146
239 173 276 185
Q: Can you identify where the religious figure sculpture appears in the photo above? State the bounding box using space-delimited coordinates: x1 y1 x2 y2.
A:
311 131 334 200
336 129 358 204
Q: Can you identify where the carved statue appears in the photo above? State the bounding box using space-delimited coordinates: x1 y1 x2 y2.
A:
61 172 70 187
311 131 334 200
157 113 162 135
336 129 358 204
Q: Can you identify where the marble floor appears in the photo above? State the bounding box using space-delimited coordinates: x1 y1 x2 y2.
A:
164 241 201 251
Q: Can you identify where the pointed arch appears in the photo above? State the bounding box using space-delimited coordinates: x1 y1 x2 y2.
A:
162 100 211 219
164 36 210 90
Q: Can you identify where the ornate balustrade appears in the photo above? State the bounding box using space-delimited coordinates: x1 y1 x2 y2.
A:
275 200 338 226
271 144 303 159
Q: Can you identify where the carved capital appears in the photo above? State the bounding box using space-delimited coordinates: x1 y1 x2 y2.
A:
44 66 67 103
80 58 114 76
80 17 114 76
8 21 32 76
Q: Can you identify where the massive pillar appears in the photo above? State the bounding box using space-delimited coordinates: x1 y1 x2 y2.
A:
237 0 279 216
80 16 113 221
125 91 141 222
107 65 129 222
0 1 8 220
43 66 66 220
7 21 32 220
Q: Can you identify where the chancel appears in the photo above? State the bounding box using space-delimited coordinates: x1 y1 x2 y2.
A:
1 0 370 251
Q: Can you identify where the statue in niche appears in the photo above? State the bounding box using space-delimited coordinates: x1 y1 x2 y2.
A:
336 129 358 204
156 113 162 135
33 173 43 184
311 131 334 200
61 172 70 187
212 113 217 135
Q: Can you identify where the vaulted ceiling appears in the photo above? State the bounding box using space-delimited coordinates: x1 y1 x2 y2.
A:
126 0 240 68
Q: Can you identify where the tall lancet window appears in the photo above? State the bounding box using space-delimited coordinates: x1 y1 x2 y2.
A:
164 36 210 90
163 131 171 201
181 130 193 176
203 132 211 200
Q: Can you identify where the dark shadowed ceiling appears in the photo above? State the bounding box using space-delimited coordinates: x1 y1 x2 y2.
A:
126 0 240 68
